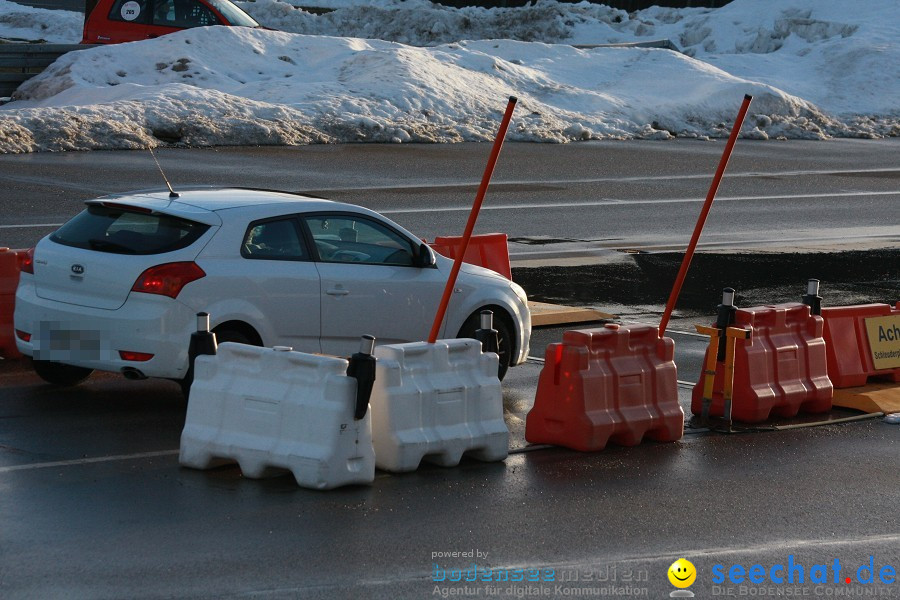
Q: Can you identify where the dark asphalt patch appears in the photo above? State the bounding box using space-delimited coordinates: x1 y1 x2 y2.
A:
513 248 900 314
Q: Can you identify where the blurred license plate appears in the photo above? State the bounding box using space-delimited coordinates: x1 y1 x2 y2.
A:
34 323 103 361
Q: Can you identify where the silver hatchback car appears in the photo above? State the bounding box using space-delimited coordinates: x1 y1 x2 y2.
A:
14 187 531 390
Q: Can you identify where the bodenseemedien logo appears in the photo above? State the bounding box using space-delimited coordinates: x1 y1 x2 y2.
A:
669 558 697 598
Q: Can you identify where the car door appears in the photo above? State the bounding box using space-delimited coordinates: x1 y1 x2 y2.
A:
87 0 151 43
222 216 321 352
302 213 445 357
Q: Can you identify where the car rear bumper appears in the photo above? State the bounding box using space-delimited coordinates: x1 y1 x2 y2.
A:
14 280 194 379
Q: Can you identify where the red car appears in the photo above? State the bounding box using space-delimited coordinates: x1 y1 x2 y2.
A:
81 0 261 44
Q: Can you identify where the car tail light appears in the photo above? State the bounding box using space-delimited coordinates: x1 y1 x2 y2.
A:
131 262 206 299
15 329 31 342
118 351 154 362
18 247 34 274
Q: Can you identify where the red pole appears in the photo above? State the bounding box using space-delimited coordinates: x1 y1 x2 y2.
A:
658 94 753 338
428 96 518 344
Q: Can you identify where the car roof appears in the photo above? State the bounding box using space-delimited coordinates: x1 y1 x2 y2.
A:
85 187 343 225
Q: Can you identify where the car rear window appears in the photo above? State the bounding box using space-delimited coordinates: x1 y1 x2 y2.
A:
50 204 210 255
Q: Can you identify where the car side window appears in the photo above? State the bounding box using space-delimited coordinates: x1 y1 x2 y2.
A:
153 0 219 27
152 0 175 25
303 215 415 267
109 0 150 24
241 218 308 261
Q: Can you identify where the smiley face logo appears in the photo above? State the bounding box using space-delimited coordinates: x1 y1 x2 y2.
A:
668 558 697 588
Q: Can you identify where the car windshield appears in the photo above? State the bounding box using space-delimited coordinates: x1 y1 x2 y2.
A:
50 204 210 255
206 0 259 27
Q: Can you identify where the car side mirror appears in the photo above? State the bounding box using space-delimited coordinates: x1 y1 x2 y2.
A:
414 243 436 268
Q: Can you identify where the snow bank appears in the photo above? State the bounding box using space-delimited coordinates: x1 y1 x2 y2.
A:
0 0 82 43
235 0 900 118
2 26 855 153
0 0 897 153
236 0 624 47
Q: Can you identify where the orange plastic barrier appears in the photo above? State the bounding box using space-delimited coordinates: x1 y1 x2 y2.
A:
525 323 683 451
691 303 832 423
429 233 511 280
821 303 900 388
0 247 23 359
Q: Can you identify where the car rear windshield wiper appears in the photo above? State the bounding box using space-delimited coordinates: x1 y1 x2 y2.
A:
88 238 137 254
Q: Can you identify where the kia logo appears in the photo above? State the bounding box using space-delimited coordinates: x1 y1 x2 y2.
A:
71 264 84 275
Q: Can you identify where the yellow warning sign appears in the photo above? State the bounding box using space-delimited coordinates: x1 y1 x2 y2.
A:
865 314 900 370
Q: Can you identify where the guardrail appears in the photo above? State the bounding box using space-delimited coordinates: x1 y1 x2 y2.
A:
0 44 90 100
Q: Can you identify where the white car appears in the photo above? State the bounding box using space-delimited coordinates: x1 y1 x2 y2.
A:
14 188 531 390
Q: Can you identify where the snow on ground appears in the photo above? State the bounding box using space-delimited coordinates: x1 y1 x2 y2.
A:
0 0 83 43
0 0 897 153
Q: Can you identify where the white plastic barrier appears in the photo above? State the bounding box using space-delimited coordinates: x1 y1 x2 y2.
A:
179 343 375 490
370 339 509 472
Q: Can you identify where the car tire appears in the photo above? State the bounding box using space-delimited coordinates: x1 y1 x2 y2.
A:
31 360 93 387
457 311 513 381
180 327 260 399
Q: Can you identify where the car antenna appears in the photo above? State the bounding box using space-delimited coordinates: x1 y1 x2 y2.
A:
148 147 179 198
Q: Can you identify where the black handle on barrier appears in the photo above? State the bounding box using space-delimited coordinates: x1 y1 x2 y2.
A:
715 288 737 362
185 312 217 397
474 310 499 355
802 279 822 316
346 335 376 420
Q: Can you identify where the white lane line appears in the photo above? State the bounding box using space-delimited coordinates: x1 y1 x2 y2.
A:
0 449 179 473
2 190 898 230
0 223 63 229
306 167 900 193
379 190 900 214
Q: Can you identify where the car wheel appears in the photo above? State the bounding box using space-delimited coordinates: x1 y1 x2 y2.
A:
180 327 260 399
457 311 513 381
31 360 93 387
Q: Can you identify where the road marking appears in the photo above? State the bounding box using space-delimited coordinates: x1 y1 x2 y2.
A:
0 223 63 229
0 449 179 473
305 167 900 193
226 533 900 595
379 190 900 214
2 190 898 231
0 171 113 194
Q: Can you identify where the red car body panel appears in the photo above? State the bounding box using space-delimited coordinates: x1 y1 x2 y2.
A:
81 0 257 44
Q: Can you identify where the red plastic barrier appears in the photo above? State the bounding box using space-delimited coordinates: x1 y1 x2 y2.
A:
821 303 900 388
429 233 512 280
525 323 683 451
0 247 23 359
691 303 832 423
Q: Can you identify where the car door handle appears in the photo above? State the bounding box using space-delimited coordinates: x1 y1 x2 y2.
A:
326 288 350 296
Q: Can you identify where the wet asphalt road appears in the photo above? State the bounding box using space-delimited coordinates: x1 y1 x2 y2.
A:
1 347 898 599
0 140 899 598
1 140 899 255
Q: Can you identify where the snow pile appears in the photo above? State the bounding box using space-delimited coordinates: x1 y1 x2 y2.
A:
616 0 900 118
0 0 897 153
236 0 625 47
0 0 83 43
2 25 854 153
236 0 900 118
